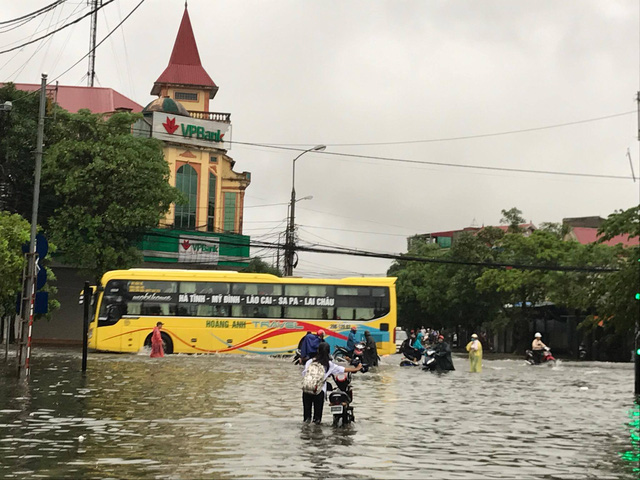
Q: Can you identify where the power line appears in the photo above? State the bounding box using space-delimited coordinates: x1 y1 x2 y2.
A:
50 0 145 84
0 1 66 27
242 111 635 148
232 141 634 181
88 227 622 273
0 1 114 55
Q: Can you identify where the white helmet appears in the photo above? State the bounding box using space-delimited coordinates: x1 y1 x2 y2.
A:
534 332 542 338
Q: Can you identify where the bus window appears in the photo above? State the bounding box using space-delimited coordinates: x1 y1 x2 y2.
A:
285 306 331 320
337 286 370 296
336 307 375 320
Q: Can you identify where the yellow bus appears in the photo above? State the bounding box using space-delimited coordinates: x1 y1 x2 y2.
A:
88 269 397 356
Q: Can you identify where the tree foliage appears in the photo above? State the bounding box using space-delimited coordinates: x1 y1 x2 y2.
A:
390 206 640 354
500 207 526 233
0 212 30 317
42 110 181 281
0 83 67 220
241 257 282 276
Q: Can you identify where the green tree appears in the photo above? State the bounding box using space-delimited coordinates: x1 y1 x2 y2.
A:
0 83 67 221
241 257 282 276
389 233 502 333
591 205 640 335
500 207 526 233
476 229 573 351
0 211 30 318
42 110 181 281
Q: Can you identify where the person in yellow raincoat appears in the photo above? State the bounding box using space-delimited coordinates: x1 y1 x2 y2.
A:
465 333 482 372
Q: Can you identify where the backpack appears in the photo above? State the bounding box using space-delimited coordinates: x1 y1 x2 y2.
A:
302 361 326 394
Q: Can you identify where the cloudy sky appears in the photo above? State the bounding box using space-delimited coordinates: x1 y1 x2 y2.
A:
2 0 639 277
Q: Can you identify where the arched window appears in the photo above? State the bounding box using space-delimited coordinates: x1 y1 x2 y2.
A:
175 164 198 229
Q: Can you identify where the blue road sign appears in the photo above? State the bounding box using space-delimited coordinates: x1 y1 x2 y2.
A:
21 233 48 259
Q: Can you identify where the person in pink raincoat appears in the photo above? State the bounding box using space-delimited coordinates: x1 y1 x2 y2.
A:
150 322 164 358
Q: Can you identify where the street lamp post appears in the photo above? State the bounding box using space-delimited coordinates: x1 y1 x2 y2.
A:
283 145 325 276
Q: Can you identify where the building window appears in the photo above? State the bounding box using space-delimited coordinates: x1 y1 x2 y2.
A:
175 165 198 229
175 91 198 102
207 173 217 232
209 155 217 163
223 192 237 232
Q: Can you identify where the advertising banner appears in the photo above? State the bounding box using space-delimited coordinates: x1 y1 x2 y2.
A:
151 112 231 150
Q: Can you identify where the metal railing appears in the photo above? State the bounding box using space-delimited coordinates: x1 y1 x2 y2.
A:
188 110 231 122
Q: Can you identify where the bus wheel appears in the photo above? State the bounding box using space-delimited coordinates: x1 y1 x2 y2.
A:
143 333 173 354
161 333 173 354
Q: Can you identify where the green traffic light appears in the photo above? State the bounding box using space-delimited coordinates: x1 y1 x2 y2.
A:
637 348 640 356
636 293 640 300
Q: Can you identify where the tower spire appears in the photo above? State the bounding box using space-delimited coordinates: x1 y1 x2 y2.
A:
151 6 218 98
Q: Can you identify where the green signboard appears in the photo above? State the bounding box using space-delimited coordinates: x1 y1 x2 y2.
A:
140 229 250 268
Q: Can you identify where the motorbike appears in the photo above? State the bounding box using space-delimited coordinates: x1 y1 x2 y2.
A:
333 345 351 363
328 372 355 426
578 343 587 360
422 348 437 371
292 349 302 365
399 341 422 367
328 353 366 427
525 347 556 365
333 342 369 372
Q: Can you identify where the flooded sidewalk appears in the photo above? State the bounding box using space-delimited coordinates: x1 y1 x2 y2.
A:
0 348 637 479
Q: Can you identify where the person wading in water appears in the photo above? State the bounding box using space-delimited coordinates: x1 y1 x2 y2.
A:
150 322 164 358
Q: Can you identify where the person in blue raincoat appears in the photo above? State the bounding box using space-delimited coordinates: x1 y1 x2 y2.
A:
346 325 358 357
300 330 325 363
412 331 425 353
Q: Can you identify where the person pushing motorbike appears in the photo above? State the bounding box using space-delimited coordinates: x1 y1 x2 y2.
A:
433 334 455 371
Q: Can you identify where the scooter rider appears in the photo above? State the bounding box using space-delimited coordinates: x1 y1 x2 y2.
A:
531 332 548 365
346 325 357 357
433 334 455 371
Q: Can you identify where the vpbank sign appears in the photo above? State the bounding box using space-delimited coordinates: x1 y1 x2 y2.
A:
152 112 231 150
178 235 220 265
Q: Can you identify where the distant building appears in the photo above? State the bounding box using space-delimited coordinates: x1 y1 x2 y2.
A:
408 223 536 249
0 83 143 114
562 216 638 247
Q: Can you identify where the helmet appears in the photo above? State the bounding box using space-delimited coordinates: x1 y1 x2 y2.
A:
471 333 478 339
534 332 542 338
317 329 325 337
438 334 444 340
350 325 357 331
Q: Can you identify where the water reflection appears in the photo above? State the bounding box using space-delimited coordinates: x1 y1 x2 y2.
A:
0 350 637 479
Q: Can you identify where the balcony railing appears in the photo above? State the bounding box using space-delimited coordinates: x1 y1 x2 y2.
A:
188 110 231 123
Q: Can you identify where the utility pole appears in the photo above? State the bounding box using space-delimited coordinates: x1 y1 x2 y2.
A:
283 145 325 276
635 92 640 397
87 0 100 87
17 73 47 378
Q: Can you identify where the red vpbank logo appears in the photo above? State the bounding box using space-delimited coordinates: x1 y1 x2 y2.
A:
163 116 179 134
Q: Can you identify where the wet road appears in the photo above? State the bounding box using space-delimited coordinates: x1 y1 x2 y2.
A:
0 348 638 479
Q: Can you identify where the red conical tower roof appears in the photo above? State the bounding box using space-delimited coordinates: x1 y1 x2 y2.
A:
151 6 218 98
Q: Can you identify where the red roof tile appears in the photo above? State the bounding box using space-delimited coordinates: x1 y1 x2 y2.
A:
570 227 639 247
152 7 216 95
5 83 142 113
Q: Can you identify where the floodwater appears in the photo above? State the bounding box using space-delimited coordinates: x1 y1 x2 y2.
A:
0 348 638 479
